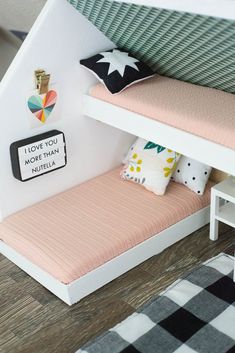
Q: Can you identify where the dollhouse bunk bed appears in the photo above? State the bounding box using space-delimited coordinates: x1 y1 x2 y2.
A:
0 0 234 305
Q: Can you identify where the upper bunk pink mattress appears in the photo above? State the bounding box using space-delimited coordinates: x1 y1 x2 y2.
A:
0 168 212 284
90 75 235 150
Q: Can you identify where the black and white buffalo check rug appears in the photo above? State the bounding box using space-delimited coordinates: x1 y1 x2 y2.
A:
77 253 235 353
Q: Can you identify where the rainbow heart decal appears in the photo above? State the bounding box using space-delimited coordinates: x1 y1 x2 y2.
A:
28 90 57 123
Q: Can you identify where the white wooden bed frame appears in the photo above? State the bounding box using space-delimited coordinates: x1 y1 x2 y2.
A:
0 206 209 305
82 95 235 177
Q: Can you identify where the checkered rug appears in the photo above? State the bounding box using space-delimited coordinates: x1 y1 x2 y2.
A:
77 253 235 353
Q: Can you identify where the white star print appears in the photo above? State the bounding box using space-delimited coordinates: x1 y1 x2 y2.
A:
97 49 140 77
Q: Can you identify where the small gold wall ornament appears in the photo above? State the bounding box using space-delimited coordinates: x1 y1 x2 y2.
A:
35 69 51 95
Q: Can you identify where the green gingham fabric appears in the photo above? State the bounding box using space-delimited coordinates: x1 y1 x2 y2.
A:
67 0 235 94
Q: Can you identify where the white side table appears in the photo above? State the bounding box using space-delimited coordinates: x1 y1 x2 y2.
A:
210 177 235 282
210 176 235 241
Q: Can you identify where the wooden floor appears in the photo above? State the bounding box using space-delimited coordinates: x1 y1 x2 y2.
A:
0 223 234 353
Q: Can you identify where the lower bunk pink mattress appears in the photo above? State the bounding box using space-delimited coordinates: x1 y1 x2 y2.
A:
0 168 212 284
90 75 235 150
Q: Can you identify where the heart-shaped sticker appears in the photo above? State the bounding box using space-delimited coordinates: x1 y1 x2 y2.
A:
28 90 57 123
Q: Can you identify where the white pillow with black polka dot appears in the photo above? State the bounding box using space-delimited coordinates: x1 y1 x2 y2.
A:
172 156 212 195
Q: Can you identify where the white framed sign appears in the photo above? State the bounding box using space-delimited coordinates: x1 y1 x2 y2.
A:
10 130 67 181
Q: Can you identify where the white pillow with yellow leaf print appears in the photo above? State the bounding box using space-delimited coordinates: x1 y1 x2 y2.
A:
121 138 180 195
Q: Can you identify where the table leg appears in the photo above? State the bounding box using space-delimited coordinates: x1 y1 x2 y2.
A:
210 192 219 241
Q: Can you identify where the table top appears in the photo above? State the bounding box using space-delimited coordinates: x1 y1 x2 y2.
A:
212 177 235 200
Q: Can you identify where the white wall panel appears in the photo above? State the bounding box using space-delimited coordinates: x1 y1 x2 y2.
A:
0 0 134 219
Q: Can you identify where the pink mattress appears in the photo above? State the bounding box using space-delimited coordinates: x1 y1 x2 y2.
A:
90 75 235 150
0 168 212 284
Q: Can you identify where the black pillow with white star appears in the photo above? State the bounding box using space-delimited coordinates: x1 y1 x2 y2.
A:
80 48 155 94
